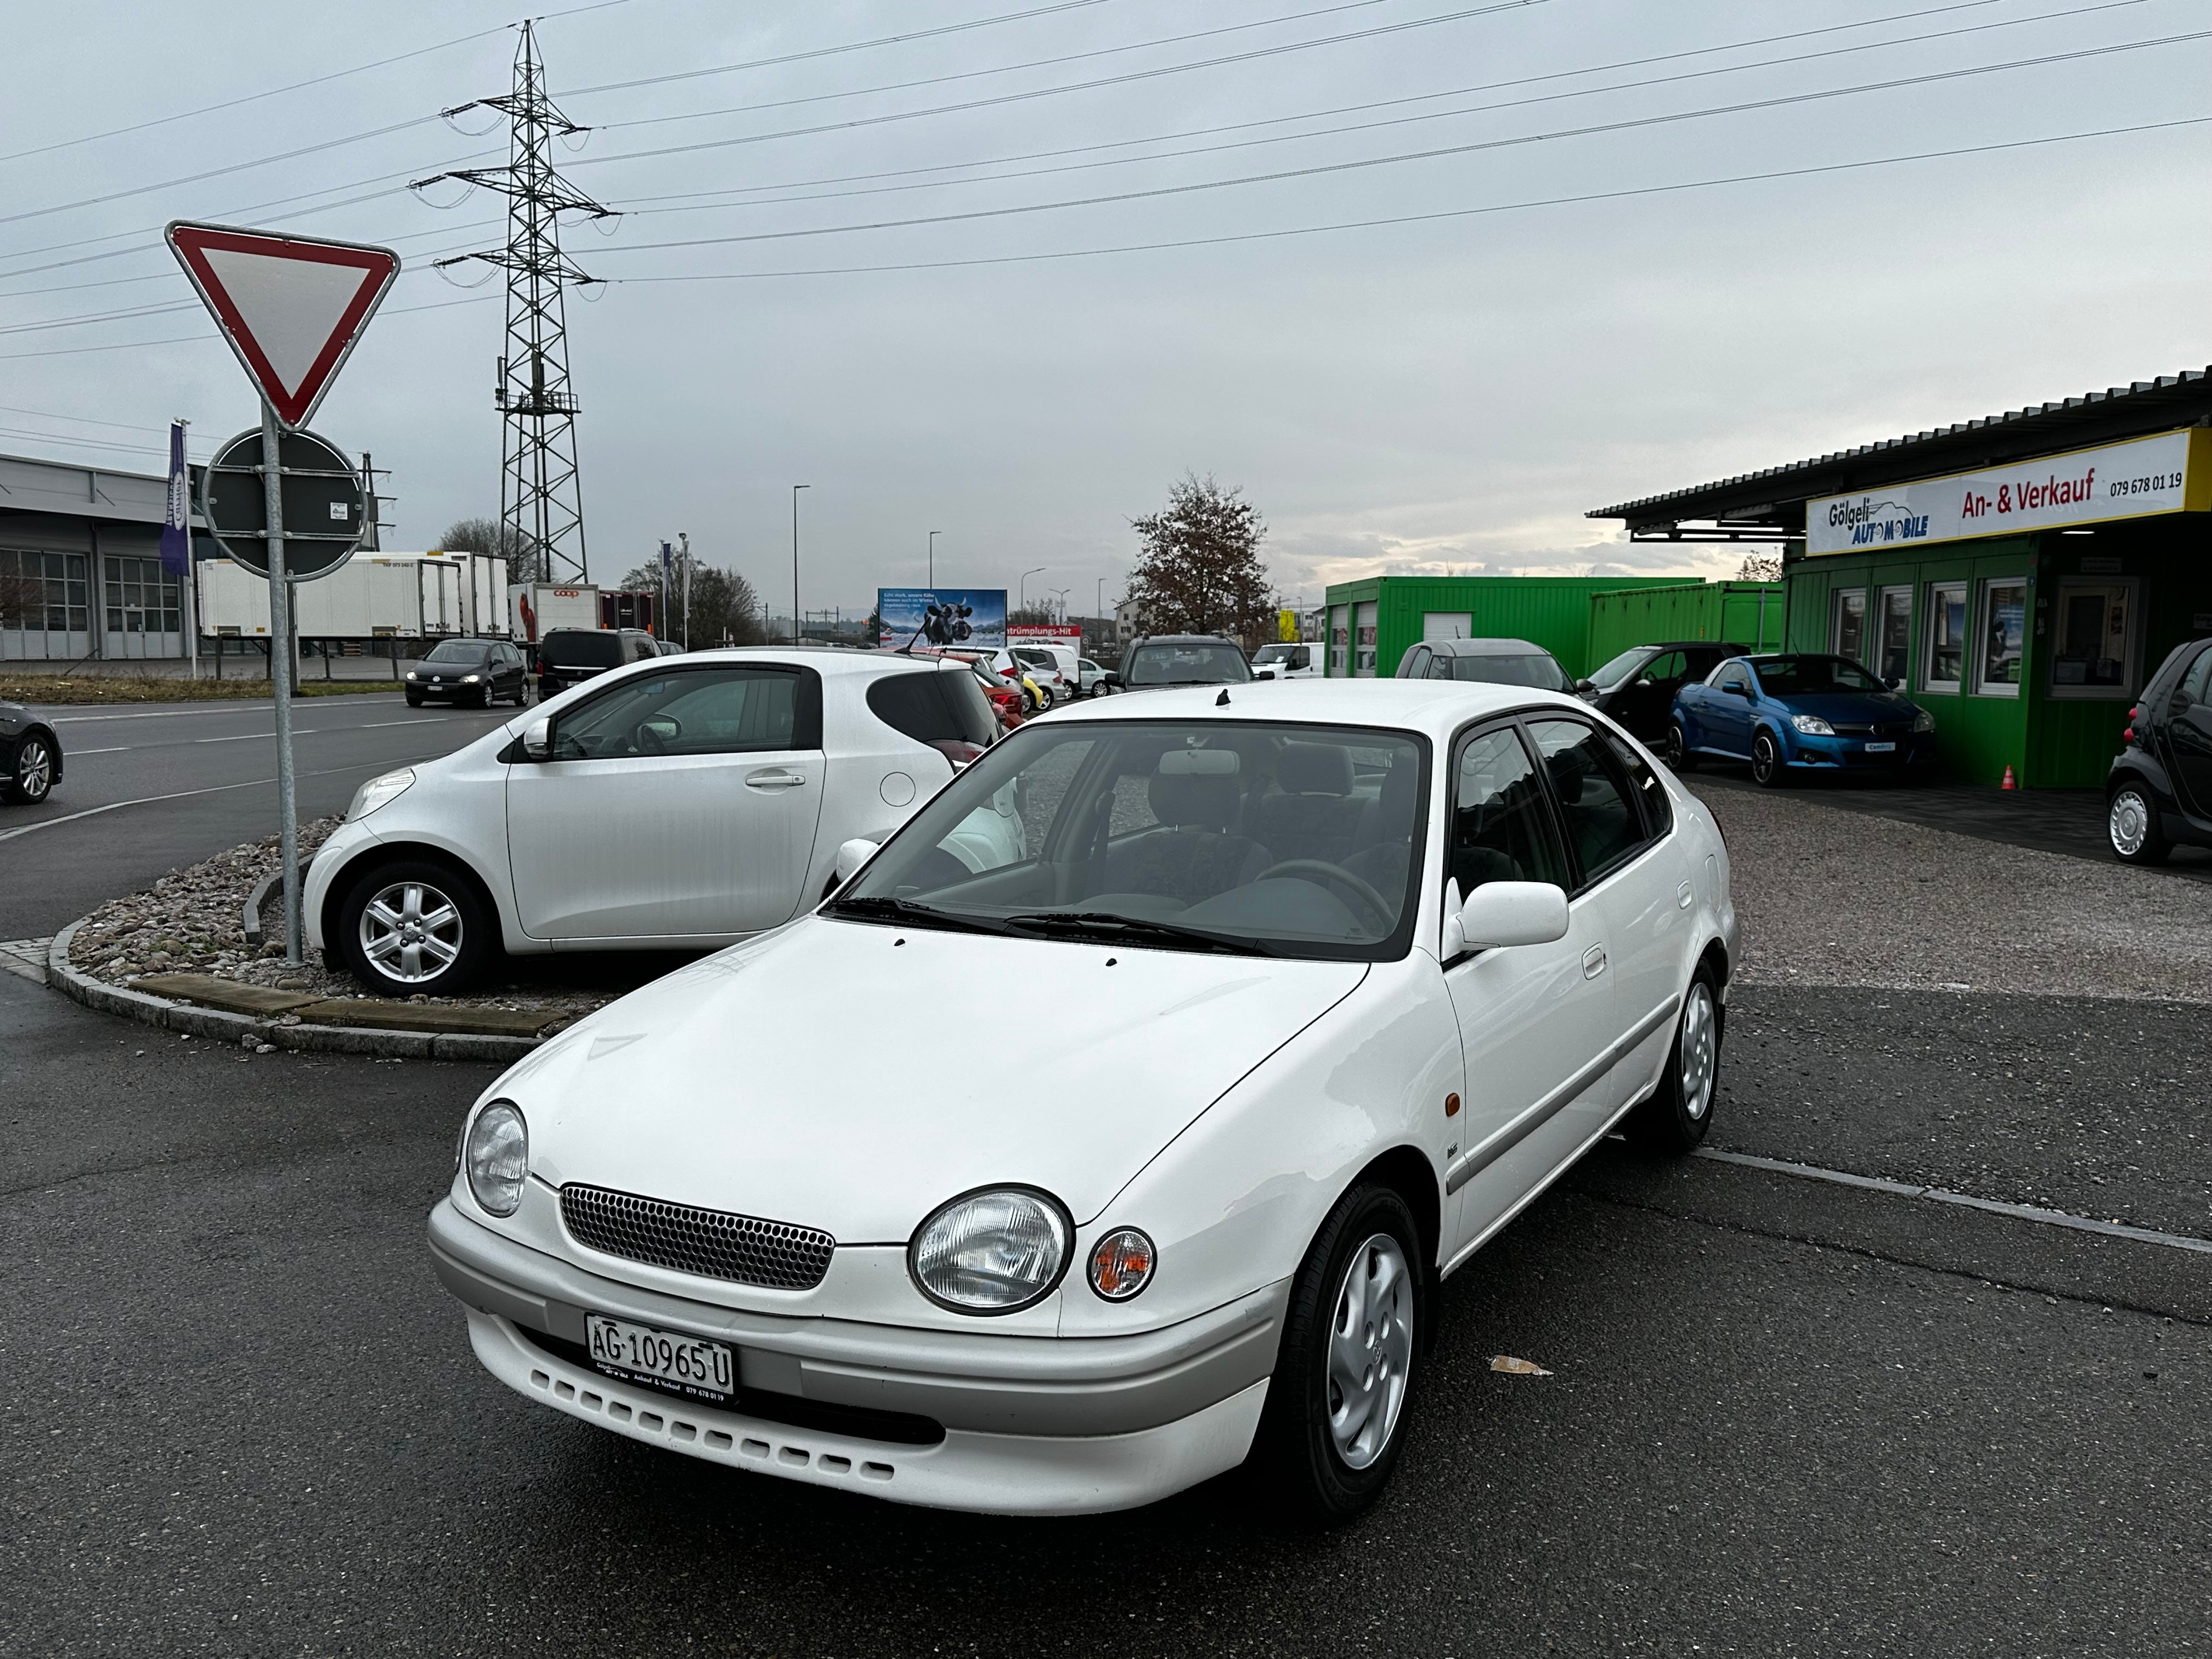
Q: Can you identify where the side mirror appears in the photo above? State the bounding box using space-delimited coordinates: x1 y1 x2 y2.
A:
1884 675 1903 691
1255 669 1276 680
1102 672 1121 688
1447 881 1570 955
521 716 553 761
1724 681 1751 698
833 837 880 884
1573 678 1596 695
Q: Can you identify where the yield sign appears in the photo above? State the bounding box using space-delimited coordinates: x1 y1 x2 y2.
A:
166 222 399 428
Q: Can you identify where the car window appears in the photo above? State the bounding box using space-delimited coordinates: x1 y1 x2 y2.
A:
1448 653 1568 690
541 631 623 669
866 668 998 748
551 668 801 760
1448 727 1569 899
1526 718 1648 884
1402 646 1429 679
1713 662 1752 693
1642 651 1687 687
1606 732 1673 840
2180 645 2212 706
1124 643 1251 685
1748 654 1884 695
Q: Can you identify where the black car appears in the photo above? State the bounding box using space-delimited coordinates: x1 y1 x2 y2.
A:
1108 635 1254 691
0 701 60 805
1577 640 1754 742
2106 637 2212 864
404 638 532 708
534 627 660 699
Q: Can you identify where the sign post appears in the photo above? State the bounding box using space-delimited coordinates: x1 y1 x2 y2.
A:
166 221 398 966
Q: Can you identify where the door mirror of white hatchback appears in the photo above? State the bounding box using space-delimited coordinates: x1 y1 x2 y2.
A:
833 837 880 884
521 716 553 761
1446 880 1570 956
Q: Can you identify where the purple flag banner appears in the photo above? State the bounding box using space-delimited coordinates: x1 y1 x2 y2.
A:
158 420 190 577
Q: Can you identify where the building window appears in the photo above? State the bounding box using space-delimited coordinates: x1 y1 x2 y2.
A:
1876 586 1912 683
1830 588 1866 662
1976 577 2026 697
1923 581 1967 692
0 548 91 636
103 554 182 635
2047 578 2138 698
1329 605 1350 676
1353 601 1378 678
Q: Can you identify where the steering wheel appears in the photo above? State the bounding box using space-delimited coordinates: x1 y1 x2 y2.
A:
1251 859 1394 930
633 716 681 755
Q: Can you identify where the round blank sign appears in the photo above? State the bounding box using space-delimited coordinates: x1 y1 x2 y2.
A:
199 425 366 581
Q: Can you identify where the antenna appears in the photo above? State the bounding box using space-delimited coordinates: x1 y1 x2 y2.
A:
421 22 616 583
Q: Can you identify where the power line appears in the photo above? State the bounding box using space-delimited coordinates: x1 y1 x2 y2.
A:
603 114 2212 285
0 293 494 362
602 0 2155 221
577 31 2212 256
557 0 1550 174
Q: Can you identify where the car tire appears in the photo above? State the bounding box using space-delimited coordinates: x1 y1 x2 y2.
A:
1665 720 1697 772
1751 729 1790 787
2108 782 2172 865
1250 1180 1424 1526
404 692 424 708
335 859 495 995
5 734 55 804
1626 968 1723 1155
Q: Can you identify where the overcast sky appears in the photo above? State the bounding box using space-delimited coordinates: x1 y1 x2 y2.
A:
6 0 2209 618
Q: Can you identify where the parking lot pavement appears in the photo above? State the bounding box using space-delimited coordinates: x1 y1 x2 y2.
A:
0 695 514 938
4 971 2205 1657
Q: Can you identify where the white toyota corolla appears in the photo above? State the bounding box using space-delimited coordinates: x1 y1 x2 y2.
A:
430 680 1737 1521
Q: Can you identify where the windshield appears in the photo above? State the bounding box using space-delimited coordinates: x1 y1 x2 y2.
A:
1751 654 1885 695
423 640 494 664
1587 647 1650 691
1124 643 1253 686
1252 644 1297 663
1447 653 1568 690
829 718 1428 960
541 630 623 668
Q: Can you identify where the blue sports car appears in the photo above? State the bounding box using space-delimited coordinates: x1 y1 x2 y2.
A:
1667 653 1936 787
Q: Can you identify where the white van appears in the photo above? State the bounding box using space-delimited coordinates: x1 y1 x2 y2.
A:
1251 641 1320 679
1009 642 1081 702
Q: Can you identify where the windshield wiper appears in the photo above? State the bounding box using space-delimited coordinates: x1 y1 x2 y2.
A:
825 895 1013 936
1000 911 1278 957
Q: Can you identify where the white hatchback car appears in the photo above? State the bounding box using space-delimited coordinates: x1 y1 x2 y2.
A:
306 648 1000 994
429 680 1736 1520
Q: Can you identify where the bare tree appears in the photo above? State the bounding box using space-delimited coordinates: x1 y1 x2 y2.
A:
617 552 765 647
441 517 542 581
1736 551 1783 582
1125 473 1274 650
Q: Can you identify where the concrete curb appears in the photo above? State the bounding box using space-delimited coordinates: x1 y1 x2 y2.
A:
241 854 315 949
44 918 539 1064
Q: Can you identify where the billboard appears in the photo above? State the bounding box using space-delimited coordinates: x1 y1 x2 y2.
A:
877 587 1007 650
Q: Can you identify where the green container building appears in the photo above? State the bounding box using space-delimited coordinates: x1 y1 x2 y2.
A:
1590 369 2212 787
1585 580 1786 669
1319 575 1681 680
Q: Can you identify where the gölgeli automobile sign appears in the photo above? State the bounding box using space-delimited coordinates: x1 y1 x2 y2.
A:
1806 428 2212 556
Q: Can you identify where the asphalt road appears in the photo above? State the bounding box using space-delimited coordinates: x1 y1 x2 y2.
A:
0 694 515 939
3 968 2203 1658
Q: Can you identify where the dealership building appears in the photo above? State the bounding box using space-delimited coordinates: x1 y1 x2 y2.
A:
0 449 207 666
1590 367 2212 788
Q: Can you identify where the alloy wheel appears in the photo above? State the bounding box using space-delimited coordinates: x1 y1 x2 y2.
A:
1679 981 1718 1120
357 879 464 984
1325 1232 1413 1470
16 738 52 801
1752 732 1780 786
2110 789 2150 856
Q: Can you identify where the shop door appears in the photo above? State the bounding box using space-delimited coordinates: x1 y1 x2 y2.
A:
1876 588 1912 683
101 555 182 662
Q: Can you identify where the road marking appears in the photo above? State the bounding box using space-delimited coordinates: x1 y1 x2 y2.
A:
68 746 128 755
1694 1147 2212 1256
0 753 439 845
50 698 405 723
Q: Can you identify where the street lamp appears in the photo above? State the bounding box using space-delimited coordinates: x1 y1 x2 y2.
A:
1019 566 1046 611
1050 587 1069 622
791 484 809 644
928 530 940 588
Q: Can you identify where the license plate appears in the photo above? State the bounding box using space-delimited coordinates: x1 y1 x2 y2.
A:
1865 741 1896 753
584 1314 735 1401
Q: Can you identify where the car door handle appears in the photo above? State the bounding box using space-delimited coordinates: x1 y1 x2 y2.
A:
744 768 807 790
1582 945 1607 979
1677 881 1695 910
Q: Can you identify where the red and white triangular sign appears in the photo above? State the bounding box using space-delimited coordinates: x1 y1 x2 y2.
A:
166 222 400 429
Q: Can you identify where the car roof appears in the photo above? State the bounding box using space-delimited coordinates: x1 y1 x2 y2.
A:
1130 634 1239 646
666 645 956 678
1630 640 1751 654
1026 676 1589 738
1421 637 1551 657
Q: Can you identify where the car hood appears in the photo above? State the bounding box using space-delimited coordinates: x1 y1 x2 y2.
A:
513 916 1368 1242
1770 690 1920 721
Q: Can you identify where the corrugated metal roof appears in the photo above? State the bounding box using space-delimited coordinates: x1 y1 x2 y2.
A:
1589 367 2212 528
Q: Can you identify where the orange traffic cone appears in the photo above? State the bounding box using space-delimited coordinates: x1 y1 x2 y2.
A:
2001 764 2017 790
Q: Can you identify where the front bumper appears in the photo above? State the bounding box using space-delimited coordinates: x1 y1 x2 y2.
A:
405 681 486 698
429 1199 1286 1514
1784 731 1936 771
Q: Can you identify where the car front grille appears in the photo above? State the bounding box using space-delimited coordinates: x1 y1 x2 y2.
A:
559 1184 836 1290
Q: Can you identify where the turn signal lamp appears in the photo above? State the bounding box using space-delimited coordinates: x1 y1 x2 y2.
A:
1087 1228 1156 1302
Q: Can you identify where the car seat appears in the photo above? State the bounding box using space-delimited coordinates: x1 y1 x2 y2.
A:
1104 753 1272 902
1248 742 1365 868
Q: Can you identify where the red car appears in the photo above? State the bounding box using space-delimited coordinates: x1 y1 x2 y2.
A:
888 647 1023 731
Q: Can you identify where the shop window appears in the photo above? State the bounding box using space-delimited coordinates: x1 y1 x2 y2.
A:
1923 582 1967 692
1976 578 2026 697
1877 587 1912 683
1830 588 1866 662
102 554 181 635
0 548 91 635
1353 602 1378 678
2047 578 2138 699
1329 606 1349 676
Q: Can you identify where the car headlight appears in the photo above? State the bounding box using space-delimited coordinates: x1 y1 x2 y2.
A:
1912 709 1936 733
404 670 419 681
910 1187 1071 1313
464 1101 528 1216
1087 1228 1156 1301
347 766 415 821
1790 714 1835 736
462 673 482 684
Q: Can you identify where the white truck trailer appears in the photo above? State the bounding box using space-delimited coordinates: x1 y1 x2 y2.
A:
507 582 601 645
198 551 511 639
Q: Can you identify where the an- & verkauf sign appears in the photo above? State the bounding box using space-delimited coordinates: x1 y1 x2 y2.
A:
1806 428 2212 556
